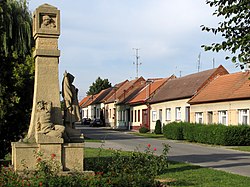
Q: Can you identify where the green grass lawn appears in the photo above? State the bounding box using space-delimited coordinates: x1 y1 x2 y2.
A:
230 146 250 152
84 136 102 143
85 147 250 187
129 132 165 139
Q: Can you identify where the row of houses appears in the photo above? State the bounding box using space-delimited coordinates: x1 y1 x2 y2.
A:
79 65 250 131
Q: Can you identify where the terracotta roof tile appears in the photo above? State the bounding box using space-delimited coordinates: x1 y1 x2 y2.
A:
79 95 91 107
105 77 145 104
101 80 128 103
91 87 113 104
188 71 250 104
79 95 93 108
129 76 173 105
149 65 228 103
116 77 146 104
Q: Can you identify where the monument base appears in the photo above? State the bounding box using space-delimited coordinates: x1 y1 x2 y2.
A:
11 141 84 172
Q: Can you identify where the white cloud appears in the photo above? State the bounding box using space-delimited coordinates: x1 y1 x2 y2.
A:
28 0 238 98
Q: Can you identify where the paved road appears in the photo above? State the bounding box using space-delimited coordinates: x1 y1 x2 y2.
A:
76 126 250 177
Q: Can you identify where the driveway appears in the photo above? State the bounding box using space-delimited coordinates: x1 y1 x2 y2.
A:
76 126 250 177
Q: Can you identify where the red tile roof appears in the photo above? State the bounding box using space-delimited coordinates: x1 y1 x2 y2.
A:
149 65 228 103
79 95 92 108
129 76 174 105
101 80 128 103
117 77 146 104
188 71 250 104
104 77 146 104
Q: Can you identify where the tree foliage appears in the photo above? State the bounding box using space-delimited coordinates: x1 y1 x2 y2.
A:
201 0 250 65
0 0 34 158
86 77 112 95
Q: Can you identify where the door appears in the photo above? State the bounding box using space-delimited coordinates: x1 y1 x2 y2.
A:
142 109 148 128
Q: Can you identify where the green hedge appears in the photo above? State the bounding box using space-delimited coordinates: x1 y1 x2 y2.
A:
163 122 250 146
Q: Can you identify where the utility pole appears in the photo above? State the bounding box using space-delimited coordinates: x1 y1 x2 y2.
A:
212 58 215 69
133 48 141 79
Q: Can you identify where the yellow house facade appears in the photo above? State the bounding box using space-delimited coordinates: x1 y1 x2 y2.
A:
149 66 229 131
189 71 250 126
190 100 250 125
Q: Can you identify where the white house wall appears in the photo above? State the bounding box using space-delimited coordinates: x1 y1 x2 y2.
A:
190 100 250 125
150 98 190 131
116 104 130 129
130 104 147 127
104 102 116 127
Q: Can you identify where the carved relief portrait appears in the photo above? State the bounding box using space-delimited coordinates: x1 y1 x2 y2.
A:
41 14 56 29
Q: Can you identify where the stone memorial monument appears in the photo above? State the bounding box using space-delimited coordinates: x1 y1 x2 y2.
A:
11 4 84 172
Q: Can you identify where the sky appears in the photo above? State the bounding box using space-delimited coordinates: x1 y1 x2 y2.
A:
28 0 239 100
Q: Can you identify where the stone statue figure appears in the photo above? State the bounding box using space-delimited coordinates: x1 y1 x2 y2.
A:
41 14 56 29
62 71 81 127
36 100 65 138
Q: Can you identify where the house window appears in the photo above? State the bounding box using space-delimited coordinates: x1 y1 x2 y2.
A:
195 112 203 124
165 108 171 121
96 109 99 118
208 111 213 124
118 111 122 121
159 109 162 122
152 111 157 122
239 109 249 125
138 110 140 122
175 107 181 121
113 108 116 119
131 110 133 122
134 110 137 122
105 109 108 119
218 110 228 125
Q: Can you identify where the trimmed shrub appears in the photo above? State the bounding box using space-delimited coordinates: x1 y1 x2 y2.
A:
163 122 184 140
154 120 162 134
163 122 250 146
139 126 149 133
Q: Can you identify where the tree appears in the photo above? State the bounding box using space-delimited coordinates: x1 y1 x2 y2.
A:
201 0 250 65
87 77 112 95
0 0 34 158
154 120 162 134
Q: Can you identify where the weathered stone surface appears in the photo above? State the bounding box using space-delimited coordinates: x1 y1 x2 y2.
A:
62 143 84 171
12 142 84 172
36 133 64 144
11 142 38 171
28 4 62 140
12 4 85 173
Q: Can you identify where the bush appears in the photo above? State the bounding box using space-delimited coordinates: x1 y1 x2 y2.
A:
154 120 162 134
1 145 170 187
163 122 184 140
139 126 149 133
163 122 250 146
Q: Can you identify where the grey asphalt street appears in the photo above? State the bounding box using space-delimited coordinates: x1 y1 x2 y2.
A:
77 126 250 178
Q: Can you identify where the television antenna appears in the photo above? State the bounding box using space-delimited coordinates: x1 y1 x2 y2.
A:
133 48 141 79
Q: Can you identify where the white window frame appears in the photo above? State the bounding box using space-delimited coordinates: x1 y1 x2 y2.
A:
195 112 203 124
238 109 249 125
165 108 171 121
218 110 228 125
175 107 181 121
159 109 162 122
152 111 157 122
